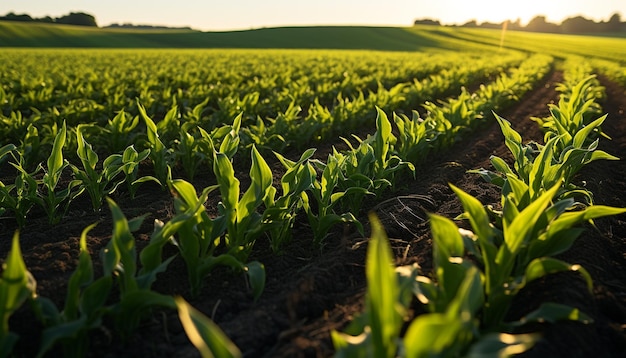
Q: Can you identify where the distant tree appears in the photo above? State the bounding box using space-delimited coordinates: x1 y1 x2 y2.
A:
606 12 623 32
561 15 599 33
479 21 502 29
55 12 97 27
1 12 33 22
508 18 523 31
37 16 54 24
525 15 559 33
1 11 99 26
414 18 440 26
462 20 478 28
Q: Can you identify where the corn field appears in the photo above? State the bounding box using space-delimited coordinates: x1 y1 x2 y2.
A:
1 43 626 357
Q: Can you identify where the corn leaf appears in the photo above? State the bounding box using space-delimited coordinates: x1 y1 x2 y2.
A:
500 181 561 260
513 302 593 327
0 232 35 357
63 223 98 320
468 333 538 358
367 214 402 358
524 257 593 292
176 297 242 358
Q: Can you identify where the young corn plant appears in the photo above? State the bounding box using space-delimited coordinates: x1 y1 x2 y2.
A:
325 149 375 218
470 114 618 206
402 214 538 357
0 232 37 358
167 179 223 294
212 111 242 160
338 108 415 216
262 148 317 252
139 186 218 293
333 215 507 357
33 223 113 357
118 145 157 199
174 112 241 181
331 214 405 358
137 102 174 187
372 108 416 185
392 110 433 164
36 121 82 224
213 144 273 260
174 123 212 181
101 198 178 338
101 109 140 153
0 144 16 218
451 182 625 328
155 103 182 146
302 150 365 245
167 179 265 299
71 124 126 212
533 75 606 151
242 110 288 152
149 145 270 298
421 89 478 150
334 187 620 357
17 124 42 170
1 147 39 227
356 108 415 185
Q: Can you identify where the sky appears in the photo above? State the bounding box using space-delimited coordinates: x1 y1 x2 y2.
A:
0 0 624 31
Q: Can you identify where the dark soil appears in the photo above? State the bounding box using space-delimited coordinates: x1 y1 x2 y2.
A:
2 71 626 357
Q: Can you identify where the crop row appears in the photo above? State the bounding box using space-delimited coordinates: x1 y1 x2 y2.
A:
591 58 626 87
0 53 552 227
0 51 557 356
332 59 626 357
0 49 526 154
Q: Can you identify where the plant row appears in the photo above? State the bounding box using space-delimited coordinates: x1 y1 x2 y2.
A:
332 60 625 357
0 53 552 228
0 50 525 148
591 58 626 87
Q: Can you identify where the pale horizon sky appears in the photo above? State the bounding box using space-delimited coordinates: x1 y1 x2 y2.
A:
0 0 624 31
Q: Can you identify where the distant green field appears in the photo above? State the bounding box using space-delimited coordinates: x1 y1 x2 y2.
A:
0 21 457 51
422 26 626 62
1 21 626 62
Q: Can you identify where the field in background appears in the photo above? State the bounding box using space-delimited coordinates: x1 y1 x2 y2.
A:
2 20 626 59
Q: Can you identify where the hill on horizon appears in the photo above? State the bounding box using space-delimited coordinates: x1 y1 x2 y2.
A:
1 20 626 62
0 21 455 51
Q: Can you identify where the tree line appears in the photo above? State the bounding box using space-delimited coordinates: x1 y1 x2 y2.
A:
0 11 97 27
415 13 625 34
0 11 190 30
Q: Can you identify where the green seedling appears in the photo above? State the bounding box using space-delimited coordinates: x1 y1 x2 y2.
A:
71 124 126 212
302 150 365 245
263 148 316 251
137 101 173 187
102 198 177 338
0 232 36 357
37 121 82 224
167 179 265 299
213 145 273 259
